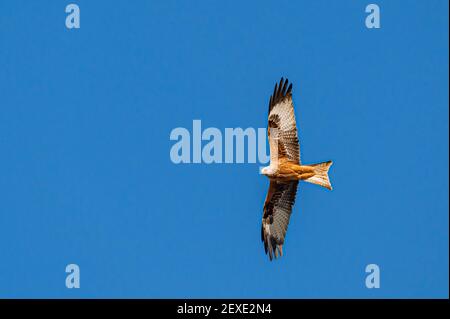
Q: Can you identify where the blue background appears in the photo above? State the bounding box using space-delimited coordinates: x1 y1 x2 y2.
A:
0 0 448 298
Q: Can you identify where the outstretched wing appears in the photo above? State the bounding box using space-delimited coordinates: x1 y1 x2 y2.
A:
261 180 299 261
268 78 301 165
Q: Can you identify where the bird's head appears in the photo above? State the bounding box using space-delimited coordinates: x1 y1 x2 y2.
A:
260 166 275 176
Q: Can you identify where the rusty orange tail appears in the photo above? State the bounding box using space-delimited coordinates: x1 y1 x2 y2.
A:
304 161 333 190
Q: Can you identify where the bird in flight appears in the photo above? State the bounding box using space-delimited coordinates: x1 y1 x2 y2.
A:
260 77 333 261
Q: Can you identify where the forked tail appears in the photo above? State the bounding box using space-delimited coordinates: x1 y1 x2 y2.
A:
304 161 333 190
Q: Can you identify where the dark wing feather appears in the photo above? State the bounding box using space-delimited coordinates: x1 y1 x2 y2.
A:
268 77 293 114
267 78 300 164
261 180 299 261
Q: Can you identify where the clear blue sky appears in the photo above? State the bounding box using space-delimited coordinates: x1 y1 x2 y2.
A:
0 0 448 298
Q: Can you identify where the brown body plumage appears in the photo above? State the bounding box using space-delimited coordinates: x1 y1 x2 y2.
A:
265 160 314 182
265 159 333 188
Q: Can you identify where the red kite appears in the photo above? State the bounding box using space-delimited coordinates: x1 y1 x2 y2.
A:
260 78 333 261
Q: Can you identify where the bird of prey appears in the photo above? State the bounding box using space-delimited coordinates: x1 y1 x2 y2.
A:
260 77 333 261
